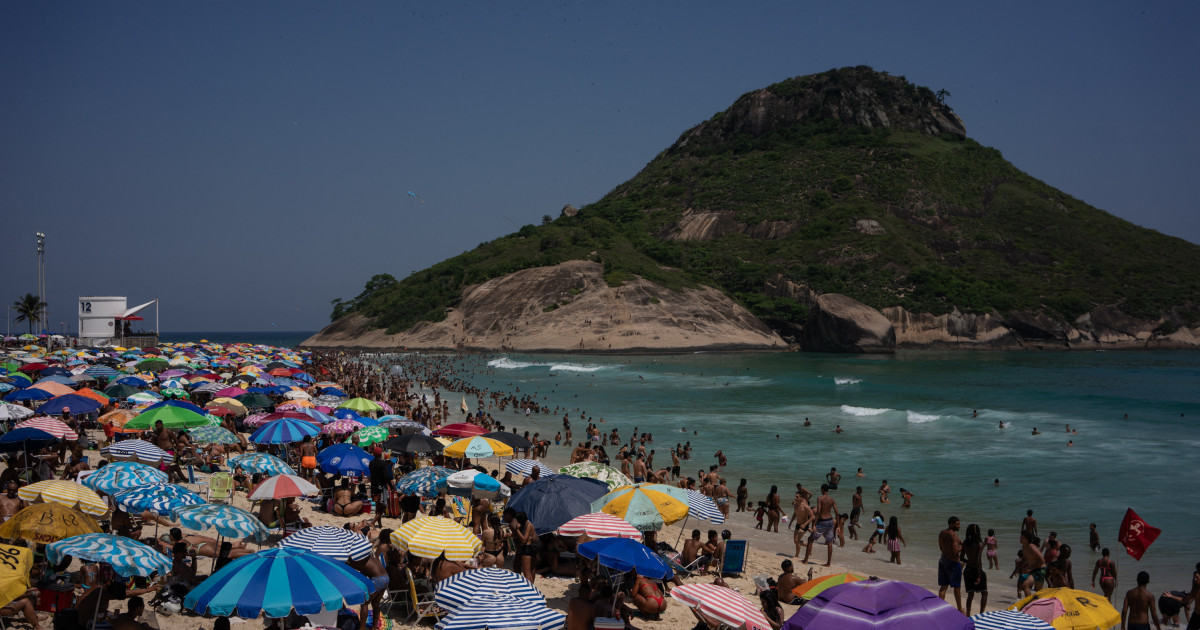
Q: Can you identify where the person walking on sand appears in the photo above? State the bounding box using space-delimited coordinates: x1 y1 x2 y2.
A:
790 484 811 530
885 516 906 565
1122 571 1161 630
1092 547 1119 602
792 496 814 558
962 523 988 615
802 484 838 567
938 516 965 613
736 479 749 512
765 486 782 533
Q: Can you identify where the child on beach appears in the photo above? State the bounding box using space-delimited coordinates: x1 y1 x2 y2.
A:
985 529 999 569
885 516 906 564
754 502 766 530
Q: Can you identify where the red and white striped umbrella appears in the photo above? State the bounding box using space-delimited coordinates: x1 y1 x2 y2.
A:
670 583 772 630
321 419 364 435
558 513 643 539
247 473 319 500
15 417 79 441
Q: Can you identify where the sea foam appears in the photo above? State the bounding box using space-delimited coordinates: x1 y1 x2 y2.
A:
549 363 603 373
834 377 862 385
906 411 940 423
841 405 890 416
487 358 536 369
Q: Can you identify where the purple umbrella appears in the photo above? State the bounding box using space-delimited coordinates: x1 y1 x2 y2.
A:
783 578 973 630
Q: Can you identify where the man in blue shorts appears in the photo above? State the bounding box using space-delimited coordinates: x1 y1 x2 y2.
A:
802 484 838 567
938 516 964 612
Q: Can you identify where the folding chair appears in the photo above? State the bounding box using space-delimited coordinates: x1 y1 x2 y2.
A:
405 568 443 623
658 550 704 579
185 464 208 494
719 540 748 576
207 472 233 503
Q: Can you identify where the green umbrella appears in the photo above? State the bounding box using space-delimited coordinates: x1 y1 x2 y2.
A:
338 398 382 413
161 387 189 399
124 406 210 430
188 426 239 445
352 426 388 446
235 393 273 409
103 384 143 399
135 358 169 373
1 362 19 373
202 414 223 427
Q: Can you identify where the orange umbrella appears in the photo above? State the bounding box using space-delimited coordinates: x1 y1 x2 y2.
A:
74 388 110 404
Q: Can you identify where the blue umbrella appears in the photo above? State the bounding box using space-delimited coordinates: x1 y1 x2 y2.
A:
332 408 361 421
184 547 372 618
577 537 673 580
113 376 149 387
683 488 726 524
4 388 53 402
271 378 302 388
291 372 314 384
114 483 205 516
0 427 57 452
291 407 336 424
34 375 76 386
507 475 610 535
47 533 171 577
84 366 119 379
171 503 270 542
316 443 373 476
434 594 565 630
971 609 1054 630
36 393 103 416
395 467 455 498
279 526 372 561
100 440 171 464
40 367 71 377
228 452 295 476
251 417 320 444
434 567 546 613
81 462 168 493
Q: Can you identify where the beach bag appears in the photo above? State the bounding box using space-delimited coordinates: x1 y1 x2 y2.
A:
386 489 401 518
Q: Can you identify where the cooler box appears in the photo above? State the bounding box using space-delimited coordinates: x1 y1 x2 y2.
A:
36 584 74 612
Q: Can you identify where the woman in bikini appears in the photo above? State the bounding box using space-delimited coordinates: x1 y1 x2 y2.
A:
765 485 781 533
985 529 999 569
332 478 363 516
627 571 667 619
1091 547 1118 602
478 514 507 568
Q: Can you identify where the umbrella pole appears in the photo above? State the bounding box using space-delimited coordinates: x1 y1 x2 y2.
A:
674 514 692 548
211 533 223 573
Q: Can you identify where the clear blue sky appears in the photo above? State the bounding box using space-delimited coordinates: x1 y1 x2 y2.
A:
3 2 1197 333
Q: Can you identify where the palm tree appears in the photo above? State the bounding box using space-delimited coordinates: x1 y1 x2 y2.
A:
935 89 951 106
12 293 47 334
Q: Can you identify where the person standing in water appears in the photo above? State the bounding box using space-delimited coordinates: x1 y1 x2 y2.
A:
1092 547 1119 602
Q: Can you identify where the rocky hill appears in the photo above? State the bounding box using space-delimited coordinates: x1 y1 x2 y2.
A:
304 66 1200 352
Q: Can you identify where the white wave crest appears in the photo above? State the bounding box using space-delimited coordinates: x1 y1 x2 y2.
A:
487 358 536 369
549 364 603 373
841 405 890 416
907 411 940 424
834 377 862 385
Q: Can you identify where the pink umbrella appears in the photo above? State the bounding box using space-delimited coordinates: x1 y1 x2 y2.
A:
374 400 393 414
558 513 643 539
15 417 79 441
247 474 319 500
322 419 364 435
214 386 248 398
1021 598 1066 624
243 412 271 427
672 583 772 630
433 423 488 438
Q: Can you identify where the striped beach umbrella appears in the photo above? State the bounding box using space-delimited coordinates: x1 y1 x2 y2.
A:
442 436 514 459
504 459 555 478
291 407 335 424
684 488 726 524
790 572 865 601
433 567 547 613
227 452 296 476
17 480 109 516
171 503 270 542
188 425 239 445
558 461 632 490
47 533 171 578
390 516 482 561
557 513 643 540
81 461 167 493
971 609 1054 630
114 483 205 516
84 365 119 379
434 594 565 630
671 583 771 630
279 526 372 561
395 467 455 498
250 417 320 444
15 417 79 441
351 425 388 446
590 483 690 531
321 419 363 435
184 547 372 618
101 440 171 464
248 474 318 500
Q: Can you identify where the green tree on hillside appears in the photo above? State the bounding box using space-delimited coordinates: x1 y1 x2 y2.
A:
936 88 951 105
12 293 46 334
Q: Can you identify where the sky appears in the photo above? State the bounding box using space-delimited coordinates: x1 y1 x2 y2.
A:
2 2 1197 333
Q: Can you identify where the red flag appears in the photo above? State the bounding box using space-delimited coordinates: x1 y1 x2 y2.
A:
1118 508 1161 560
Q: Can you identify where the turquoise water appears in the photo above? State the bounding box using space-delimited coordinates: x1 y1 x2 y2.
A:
448 350 1200 586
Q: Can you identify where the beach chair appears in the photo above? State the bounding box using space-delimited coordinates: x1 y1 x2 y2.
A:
658 550 704 579
719 540 748 576
207 472 233 503
404 568 442 624
185 465 208 494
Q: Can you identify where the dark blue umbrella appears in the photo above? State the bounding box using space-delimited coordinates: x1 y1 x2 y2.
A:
316 443 373 476
333 408 361 421
319 387 347 397
40 366 71 377
0 428 58 452
36 393 103 416
113 376 149 387
506 475 609 535
577 537 673 580
5 388 52 402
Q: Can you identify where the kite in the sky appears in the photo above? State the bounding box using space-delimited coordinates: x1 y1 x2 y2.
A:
407 191 425 203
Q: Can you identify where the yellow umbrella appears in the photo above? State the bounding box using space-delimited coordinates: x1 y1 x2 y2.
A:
0 543 32 607
1010 587 1121 630
0 503 101 543
591 483 690 531
390 516 482 561
208 397 248 414
442 436 514 458
18 481 109 516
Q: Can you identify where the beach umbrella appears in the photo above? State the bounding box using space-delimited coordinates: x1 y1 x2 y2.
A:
250 417 320 444
247 474 318 500
576 537 673 580
384 433 444 454
351 425 388 446
36 393 102 416
228 452 295 476
30 381 74 396
84 365 119 379
313 394 345 406
213 386 248 398
98 408 138 429
0 502 102 543
390 516 482 561
395 467 455 498
558 461 632 490
591 483 690 531
287 407 334 423
480 431 533 450
671 583 772 630
1010 587 1121 630
114 375 150 387
127 392 161 405
125 404 209 430
505 459 555 478
433 567 547 613
443 436 514 459
4 388 52 402
283 390 311 400
15 417 79 441
433 423 488 438
81 461 167 493
0 543 31 613
316 443 373 476
188 425 239 445
208 397 248 415
507 475 610 535
184 547 372 618
972 609 1054 630
171 502 270 542
279 526 372 561
321 419 363 435
782 578 973 630
438 469 511 499
557 513 643 540
683 488 726 524
17 480 109 516
433 594 565 630
319 387 347 397
101 440 172 464
47 533 171 577
791 572 866 602
235 392 273 408
0 402 34 421
113 483 205 516
0 428 58 452
377 416 423 431
102 384 143 399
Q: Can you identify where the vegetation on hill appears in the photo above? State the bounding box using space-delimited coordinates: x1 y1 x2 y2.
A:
333 66 1200 335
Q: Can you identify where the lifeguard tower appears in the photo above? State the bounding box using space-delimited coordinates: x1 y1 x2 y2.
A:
78 296 159 348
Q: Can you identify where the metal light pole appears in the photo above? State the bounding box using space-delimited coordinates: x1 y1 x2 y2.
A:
36 232 46 334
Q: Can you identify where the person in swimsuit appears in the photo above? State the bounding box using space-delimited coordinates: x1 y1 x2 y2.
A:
298 435 318 479
332 478 363 516
736 479 749 512
628 571 666 618
765 486 781 533
985 529 999 569
1093 547 1119 602
1121 571 1161 630
879 480 890 504
863 511 886 553
479 514 507 568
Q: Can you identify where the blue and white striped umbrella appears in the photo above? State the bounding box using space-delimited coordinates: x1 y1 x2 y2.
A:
47 533 171 578
101 440 172 464
684 489 726 524
81 461 168 493
185 547 372 618
434 567 546 613
434 594 565 630
171 502 270 542
504 459 556 478
279 526 372 561
84 366 119 379
291 407 336 424
228 452 296 476
395 467 455 498
250 417 320 444
971 609 1054 630
114 483 205 516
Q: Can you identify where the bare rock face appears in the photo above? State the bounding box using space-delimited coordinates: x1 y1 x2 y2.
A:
883 307 1016 347
303 261 785 352
802 294 895 353
855 219 885 235
560 204 579 218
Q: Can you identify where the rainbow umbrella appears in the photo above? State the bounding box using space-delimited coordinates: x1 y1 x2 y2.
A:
791 572 865 601
590 483 690 531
